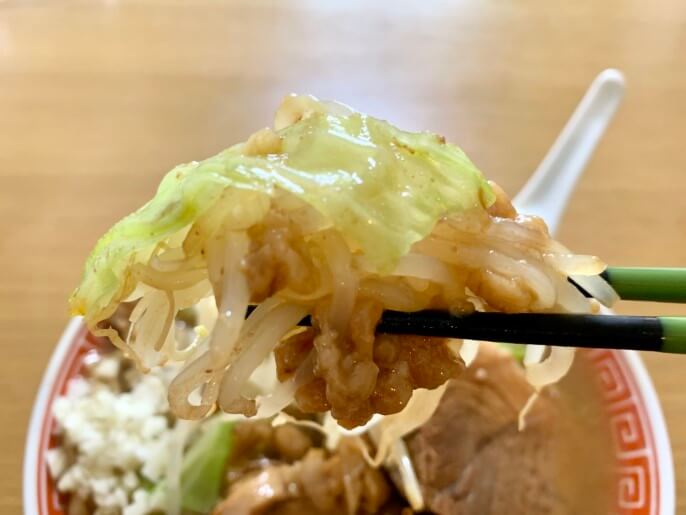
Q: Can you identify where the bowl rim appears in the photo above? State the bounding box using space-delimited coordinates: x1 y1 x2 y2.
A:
23 317 676 515
24 317 84 515
622 349 675 514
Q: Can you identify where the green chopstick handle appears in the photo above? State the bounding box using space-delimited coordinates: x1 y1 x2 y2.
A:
661 317 686 353
605 267 686 303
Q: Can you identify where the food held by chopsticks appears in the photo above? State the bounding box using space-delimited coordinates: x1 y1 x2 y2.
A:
70 94 619 430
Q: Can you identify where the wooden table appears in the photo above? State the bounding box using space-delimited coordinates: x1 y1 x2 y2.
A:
1 1 684 512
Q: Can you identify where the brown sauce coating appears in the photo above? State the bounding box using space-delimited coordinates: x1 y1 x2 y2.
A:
275 303 465 428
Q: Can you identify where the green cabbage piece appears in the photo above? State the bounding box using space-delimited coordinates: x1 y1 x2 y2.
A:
180 420 234 513
501 343 527 363
70 96 494 321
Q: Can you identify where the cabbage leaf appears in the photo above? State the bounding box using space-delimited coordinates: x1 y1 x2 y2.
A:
70 95 494 323
180 420 234 513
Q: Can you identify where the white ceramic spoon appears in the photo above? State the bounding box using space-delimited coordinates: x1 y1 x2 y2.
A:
513 69 625 366
513 69 625 236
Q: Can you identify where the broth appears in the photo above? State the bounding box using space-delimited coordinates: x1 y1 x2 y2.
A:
402 345 617 514
553 350 617 513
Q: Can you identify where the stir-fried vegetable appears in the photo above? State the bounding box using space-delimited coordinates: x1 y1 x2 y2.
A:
70 95 494 324
181 420 235 513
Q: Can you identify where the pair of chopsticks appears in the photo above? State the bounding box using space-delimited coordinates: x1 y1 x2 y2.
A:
580 266 686 303
258 267 686 354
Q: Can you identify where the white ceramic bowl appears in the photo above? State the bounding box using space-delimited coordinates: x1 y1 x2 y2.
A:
24 316 675 515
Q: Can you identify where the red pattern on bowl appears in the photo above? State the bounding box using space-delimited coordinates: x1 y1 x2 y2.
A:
24 319 675 515
584 348 672 514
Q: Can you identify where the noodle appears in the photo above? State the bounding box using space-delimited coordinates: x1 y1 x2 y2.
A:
367 384 449 467
168 352 221 419
525 345 576 389
155 292 176 352
459 340 481 366
524 344 546 366
571 273 620 307
317 231 357 334
114 193 604 426
73 95 613 433
65 95 623 515
519 345 577 430
133 263 207 291
218 302 310 414
207 232 250 366
127 289 175 369
391 439 424 511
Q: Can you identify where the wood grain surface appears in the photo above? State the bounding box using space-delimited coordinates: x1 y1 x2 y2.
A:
1 1 685 512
